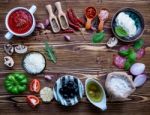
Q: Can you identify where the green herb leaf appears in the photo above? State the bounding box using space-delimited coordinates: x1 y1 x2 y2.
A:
133 38 144 50
124 59 132 70
119 50 129 56
92 32 105 43
44 41 57 63
127 49 136 63
115 26 128 37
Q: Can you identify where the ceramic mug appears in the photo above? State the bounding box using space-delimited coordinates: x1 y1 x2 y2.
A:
5 5 37 40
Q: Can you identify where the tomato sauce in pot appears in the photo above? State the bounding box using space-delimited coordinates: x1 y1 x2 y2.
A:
8 9 33 34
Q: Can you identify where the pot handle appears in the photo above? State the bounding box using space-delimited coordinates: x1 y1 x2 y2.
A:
5 32 13 40
29 5 37 14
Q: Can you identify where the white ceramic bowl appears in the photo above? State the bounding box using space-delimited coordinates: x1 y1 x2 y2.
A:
5 5 37 40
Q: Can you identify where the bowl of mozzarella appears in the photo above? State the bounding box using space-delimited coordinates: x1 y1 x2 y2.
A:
111 8 144 42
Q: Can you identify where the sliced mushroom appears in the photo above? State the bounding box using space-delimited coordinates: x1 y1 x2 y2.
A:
106 37 118 48
14 45 28 54
4 56 14 67
4 44 14 55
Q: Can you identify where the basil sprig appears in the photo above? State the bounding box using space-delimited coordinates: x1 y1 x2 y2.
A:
115 26 128 37
92 32 105 43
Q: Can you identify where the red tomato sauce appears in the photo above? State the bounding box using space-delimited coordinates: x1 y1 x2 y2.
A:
8 9 33 34
85 7 96 19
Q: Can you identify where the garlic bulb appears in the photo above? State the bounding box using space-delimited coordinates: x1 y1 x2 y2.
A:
40 87 53 103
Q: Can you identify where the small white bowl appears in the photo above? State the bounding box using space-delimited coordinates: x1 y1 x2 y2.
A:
5 5 37 40
85 78 107 111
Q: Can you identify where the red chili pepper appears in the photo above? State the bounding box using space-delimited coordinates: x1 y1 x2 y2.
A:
69 22 80 31
30 79 40 93
67 9 80 27
61 29 74 33
26 95 40 108
77 18 85 26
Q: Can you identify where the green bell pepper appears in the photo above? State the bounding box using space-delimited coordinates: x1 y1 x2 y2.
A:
4 72 28 94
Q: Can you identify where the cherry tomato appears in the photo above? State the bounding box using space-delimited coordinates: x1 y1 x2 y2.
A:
30 79 40 93
26 95 40 108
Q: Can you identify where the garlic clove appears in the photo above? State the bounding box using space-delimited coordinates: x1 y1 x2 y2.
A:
106 37 118 48
4 56 14 67
134 74 147 87
4 44 14 55
15 45 28 54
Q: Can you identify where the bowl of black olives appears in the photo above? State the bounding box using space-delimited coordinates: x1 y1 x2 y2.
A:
53 75 84 106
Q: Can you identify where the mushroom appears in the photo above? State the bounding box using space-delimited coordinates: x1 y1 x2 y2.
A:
4 44 14 55
14 45 28 54
106 37 118 48
4 56 14 67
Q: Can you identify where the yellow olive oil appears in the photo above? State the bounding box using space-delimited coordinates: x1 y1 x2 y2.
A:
86 81 103 102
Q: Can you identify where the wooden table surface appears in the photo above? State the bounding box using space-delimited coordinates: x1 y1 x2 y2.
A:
0 0 150 115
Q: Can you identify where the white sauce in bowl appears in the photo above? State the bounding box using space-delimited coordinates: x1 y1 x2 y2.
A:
116 12 137 37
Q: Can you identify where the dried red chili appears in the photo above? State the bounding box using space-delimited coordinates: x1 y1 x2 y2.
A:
69 22 80 30
67 8 80 26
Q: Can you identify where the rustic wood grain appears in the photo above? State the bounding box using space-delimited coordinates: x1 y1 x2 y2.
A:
0 0 150 115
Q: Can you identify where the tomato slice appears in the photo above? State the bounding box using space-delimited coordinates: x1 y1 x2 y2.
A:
30 79 40 93
27 95 40 108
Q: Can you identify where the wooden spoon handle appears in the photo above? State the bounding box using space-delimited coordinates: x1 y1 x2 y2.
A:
46 4 55 18
98 20 104 32
55 2 63 14
85 18 92 30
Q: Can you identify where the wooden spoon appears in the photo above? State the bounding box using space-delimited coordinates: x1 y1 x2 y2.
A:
98 8 109 32
85 7 97 30
46 4 60 33
55 2 69 30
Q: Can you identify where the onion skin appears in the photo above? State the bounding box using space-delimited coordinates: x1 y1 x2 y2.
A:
134 74 147 87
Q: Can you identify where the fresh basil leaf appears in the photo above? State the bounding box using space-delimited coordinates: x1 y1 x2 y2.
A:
133 39 144 50
124 60 132 70
92 32 105 43
115 26 128 37
119 50 129 56
127 49 136 63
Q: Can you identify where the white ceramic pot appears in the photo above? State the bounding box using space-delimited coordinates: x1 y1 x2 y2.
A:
5 5 37 40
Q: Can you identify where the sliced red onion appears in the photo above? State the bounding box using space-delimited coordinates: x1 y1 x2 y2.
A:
113 55 126 69
134 74 147 87
119 45 130 51
136 48 145 59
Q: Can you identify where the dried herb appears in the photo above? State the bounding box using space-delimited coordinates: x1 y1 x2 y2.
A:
133 38 144 50
44 42 57 63
115 26 128 37
92 32 105 43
